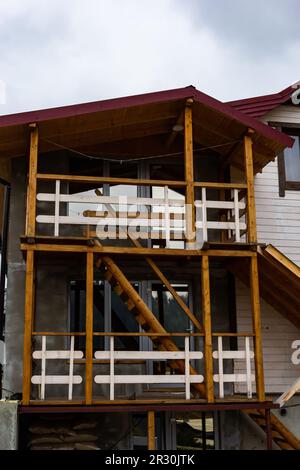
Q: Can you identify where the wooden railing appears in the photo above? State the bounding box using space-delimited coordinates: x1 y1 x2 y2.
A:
34 174 248 245
30 332 255 403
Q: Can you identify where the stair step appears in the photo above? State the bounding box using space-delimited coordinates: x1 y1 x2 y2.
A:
275 441 294 450
113 284 124 296
104 270 113 283
125 298 136 311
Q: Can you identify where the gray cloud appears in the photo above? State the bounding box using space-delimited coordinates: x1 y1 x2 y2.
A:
176 0 300 57
0 0 299 115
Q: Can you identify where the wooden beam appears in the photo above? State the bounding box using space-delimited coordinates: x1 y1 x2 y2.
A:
276 378 300 408
85 252 94 404
36 173 187 188
193 182 247 189
244 133 257 243
250 255 265 402
26 124 38 237
166 111 184 148
262 245 300 279
201 255 214 403
184 100 195 244
220 140 243 169
265 409 273 450
20 243 256 258
22 250 35 405
147 411 156 450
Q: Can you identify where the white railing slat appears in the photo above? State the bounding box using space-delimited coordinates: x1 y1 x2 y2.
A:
68 336 75 401
31 375 82 385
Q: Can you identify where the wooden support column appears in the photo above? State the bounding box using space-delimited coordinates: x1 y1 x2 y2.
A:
85 251 94 404
26 124 38 237
250 255 265 402
184 99 195 244
22 250 35 405
244 132 257 243
202 255 214 403
147 411 156 450
265 409 273 450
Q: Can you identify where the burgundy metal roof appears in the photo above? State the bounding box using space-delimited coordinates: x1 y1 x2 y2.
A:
228 81 300 118
0 85 293 150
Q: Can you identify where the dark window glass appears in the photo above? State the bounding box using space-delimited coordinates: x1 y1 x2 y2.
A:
284 135 300 182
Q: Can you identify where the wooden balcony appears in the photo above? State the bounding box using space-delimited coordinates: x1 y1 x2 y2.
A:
29 173 249 248
29 331 257 405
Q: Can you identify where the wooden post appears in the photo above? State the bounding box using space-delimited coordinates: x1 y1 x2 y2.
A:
85 251 94 404
26 124 38 237
265 409 273 450
250 255 265 401
184 99 195 244
147 411 156 450
201 255 214 403
244 132 257 243
22 250 35 405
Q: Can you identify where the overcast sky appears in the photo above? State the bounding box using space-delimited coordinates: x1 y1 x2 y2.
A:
0 0 299 115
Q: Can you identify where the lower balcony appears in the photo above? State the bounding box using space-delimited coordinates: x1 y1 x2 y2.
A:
28 332 258 405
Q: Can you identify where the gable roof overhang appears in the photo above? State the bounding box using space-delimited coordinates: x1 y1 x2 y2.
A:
228 80 300 119
0 85 293 174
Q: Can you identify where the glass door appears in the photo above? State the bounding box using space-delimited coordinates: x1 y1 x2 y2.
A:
145 281 194 388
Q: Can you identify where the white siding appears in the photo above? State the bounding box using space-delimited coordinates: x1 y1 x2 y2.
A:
234 104 300 396
264 105 300 125
253 104 300 266
255 159 300 266
235 281 300 394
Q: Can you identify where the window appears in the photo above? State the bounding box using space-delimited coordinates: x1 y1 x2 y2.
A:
278 130 300 196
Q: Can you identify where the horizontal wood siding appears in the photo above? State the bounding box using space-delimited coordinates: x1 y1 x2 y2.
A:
246 104 300 265
255 159 300 266
235 281 300 394
263 105 300 125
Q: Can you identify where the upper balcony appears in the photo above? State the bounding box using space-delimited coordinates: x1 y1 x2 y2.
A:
33 174 248 248
12 86 291 254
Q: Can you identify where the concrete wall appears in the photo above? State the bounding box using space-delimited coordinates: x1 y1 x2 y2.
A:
0 401 18 449
3 157 26 396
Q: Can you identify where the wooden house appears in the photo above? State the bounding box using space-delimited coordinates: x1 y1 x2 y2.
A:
0 84 299 450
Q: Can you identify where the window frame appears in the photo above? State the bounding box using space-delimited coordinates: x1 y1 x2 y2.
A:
277 127 300 197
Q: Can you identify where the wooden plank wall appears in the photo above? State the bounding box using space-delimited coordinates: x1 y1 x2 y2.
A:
255 159 300 266
235 280 300 394
257 105 300 266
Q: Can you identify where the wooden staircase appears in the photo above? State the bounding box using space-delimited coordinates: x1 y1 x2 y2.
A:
245 409 300 450
95 254 206 398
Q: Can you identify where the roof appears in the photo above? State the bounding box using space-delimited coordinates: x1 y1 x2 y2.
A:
228 81 300 118
0 85 294 174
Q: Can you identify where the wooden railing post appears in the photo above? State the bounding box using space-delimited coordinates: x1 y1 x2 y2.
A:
250 254 265 401
22 250 35 404
26 124 38 238
184 99 195 245
147 411 156 450
85 251 94 404
244 132 257 243
202 255 214 402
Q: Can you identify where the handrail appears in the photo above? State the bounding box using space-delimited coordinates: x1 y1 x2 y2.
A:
32 331 255 337
36 173 247 189
36 173 187 188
